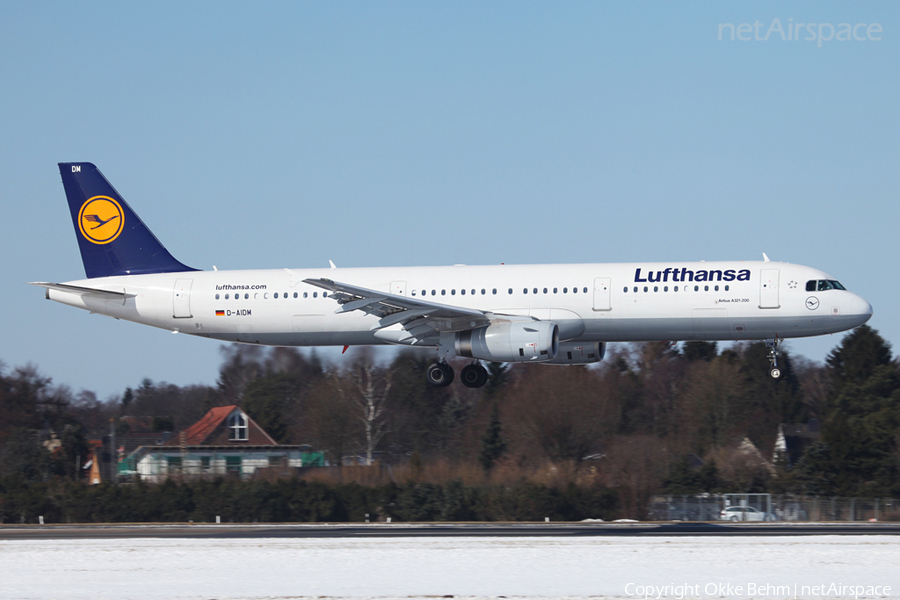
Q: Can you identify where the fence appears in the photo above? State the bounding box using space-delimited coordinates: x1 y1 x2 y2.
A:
648 494 900 522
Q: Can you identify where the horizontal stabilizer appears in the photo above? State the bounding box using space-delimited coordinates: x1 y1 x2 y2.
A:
28 282 136 299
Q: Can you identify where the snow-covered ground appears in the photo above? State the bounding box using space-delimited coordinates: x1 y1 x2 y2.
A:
0 535 897 600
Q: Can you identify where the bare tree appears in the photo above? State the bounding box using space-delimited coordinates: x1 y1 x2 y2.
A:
303 374 360 465
794 356 830 419
504 365 617 464
601 434 670 519
350 361 393 465
216 345 265 404
680 356 744 452
330 351 394 466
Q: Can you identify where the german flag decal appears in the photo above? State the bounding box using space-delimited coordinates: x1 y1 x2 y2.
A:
215 310 225 316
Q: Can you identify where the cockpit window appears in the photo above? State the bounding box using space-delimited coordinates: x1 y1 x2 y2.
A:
811 279 847 292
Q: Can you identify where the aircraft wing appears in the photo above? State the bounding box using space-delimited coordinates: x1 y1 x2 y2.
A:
303 277 493 343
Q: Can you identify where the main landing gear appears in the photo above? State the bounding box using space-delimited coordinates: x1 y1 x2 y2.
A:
427 361 489 388
766 338 784 379
460 363 489 388
426 362 454 387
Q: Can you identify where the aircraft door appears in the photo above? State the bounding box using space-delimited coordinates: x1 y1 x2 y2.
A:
592 277 611 311
173 279 193 318
391 281 407 296
759 269 780 309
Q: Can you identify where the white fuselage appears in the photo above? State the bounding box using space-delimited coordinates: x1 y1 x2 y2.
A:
45 260 873 350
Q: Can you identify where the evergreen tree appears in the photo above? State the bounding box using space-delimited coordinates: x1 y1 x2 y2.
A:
242 372 304 443
0 428 51 482
482 362 509 398
826 324 892 397
479 404 506 471
662 455 701 494
820 326 900 496
121 387 133 413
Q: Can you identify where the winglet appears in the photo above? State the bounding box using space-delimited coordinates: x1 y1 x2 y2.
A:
762 253 770 262
329 260 337 269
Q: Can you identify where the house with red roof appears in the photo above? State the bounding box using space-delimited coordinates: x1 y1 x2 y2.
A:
128 405 323 482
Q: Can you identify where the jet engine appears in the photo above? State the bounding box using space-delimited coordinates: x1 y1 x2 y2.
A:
545 341 606 365
455 321 559 362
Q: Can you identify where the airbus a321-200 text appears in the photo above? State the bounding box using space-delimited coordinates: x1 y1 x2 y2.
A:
31 163 874 387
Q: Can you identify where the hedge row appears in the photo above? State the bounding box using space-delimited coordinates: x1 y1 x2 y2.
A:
0 475 618 524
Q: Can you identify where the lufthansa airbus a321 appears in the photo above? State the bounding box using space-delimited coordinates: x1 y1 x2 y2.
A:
31 163 873 387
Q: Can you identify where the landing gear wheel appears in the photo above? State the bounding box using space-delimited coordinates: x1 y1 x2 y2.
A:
427 363 454 387
769 367 782 379
460 363 489 388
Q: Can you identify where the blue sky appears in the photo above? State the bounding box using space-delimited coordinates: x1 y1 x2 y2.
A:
2 2 897 400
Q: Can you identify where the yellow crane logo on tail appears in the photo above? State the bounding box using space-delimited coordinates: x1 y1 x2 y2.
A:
78 196 124 244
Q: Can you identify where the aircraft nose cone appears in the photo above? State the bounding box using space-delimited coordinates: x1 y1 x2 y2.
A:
851 294 873 326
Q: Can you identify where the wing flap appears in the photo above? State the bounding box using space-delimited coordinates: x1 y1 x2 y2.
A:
304 277 491 343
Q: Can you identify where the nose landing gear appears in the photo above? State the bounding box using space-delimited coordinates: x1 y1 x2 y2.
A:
766 338 784 379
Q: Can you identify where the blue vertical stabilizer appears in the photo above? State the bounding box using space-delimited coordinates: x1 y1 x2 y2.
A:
59 163 198 278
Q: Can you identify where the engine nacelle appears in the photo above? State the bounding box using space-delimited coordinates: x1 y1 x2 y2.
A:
544 342 606 365
455 321 559 363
